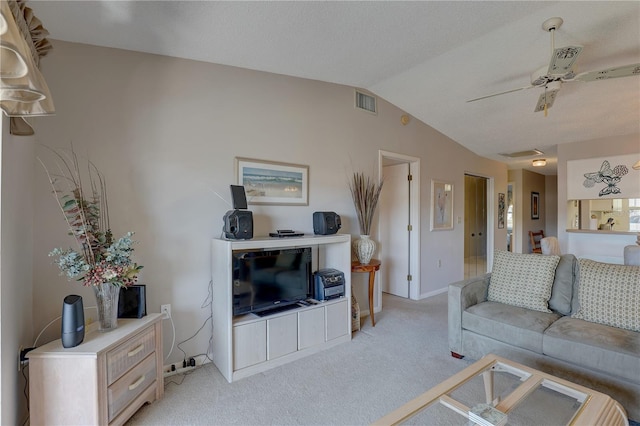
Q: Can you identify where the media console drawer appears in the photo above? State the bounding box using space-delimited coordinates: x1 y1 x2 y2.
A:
28 314 164 426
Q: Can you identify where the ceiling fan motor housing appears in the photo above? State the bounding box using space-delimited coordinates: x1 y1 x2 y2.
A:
542 17 563 32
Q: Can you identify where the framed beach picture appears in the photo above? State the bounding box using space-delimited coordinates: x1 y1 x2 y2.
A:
235 157 309 205
531 192 540 220
431 180 454 231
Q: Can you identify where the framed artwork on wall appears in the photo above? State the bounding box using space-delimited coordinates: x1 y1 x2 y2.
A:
498 193 505 229
531 191 540 220
431 180 454 231
235 157 309 205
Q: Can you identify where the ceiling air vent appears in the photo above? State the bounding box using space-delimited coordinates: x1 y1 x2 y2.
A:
355 90 377 114
499 149 544 158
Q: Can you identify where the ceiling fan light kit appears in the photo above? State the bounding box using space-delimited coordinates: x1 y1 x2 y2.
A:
467 17 640 116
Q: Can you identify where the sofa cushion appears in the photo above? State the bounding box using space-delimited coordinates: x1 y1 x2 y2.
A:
463 301 560 354
488 250 560 313
548 254 577 316
543 316 640 383
572 259 640 332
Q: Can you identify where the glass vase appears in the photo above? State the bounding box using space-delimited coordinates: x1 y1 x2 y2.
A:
353 235 376 265
93 282 120 332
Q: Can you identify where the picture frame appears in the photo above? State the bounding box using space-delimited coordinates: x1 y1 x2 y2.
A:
235 157 309 206
431 180 454 231
531 191 540 220
498 193 505 229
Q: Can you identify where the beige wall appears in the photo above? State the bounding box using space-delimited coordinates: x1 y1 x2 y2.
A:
557 133 639 261
1 116 35 425
29 40 507 365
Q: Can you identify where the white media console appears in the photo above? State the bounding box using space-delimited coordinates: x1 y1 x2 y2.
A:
211 234 352 382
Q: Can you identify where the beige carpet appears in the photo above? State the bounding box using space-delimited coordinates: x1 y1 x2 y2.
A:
127 293 603 425
128 292 476 425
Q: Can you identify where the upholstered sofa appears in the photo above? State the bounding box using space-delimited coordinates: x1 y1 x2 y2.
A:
448 251 640 420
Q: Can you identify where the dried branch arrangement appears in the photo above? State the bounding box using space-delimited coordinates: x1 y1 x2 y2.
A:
348 171 384 235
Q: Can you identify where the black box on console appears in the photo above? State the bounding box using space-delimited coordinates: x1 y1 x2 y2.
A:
313 268 345 301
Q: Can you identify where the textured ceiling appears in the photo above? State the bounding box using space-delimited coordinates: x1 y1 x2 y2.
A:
30 1 640 174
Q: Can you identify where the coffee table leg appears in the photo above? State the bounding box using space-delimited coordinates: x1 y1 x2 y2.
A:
482 370 494 404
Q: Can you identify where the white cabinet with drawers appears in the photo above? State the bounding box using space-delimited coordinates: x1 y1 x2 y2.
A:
28 314 163 425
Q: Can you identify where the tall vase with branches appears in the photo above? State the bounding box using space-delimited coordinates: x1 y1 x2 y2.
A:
42 147 143 331
349 172 384 264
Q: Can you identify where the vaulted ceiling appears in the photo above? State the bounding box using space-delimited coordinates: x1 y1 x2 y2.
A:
31 1 640 174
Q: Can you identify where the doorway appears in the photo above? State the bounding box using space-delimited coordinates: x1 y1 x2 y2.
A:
507 182 515 252
464 174 488 279
378 151 420 300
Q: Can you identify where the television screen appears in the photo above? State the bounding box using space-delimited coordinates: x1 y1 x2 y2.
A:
232 247 312 316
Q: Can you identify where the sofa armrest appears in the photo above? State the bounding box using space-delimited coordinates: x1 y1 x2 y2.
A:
448 273 491 355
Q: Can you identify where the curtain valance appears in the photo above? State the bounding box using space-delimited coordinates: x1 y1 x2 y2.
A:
1 0 55 135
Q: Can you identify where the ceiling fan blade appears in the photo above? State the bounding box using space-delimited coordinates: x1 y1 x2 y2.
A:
533 88 560 113
548 46 583 75
467 85 534 103
571 63 640 82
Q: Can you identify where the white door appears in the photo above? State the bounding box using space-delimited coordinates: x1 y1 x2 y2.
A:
380 163 410 297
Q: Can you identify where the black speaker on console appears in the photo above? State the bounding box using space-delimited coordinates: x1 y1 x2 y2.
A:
118 284 147 319
223 185 253 239
313 211 341 235
61 295 84 348
223 210 253 239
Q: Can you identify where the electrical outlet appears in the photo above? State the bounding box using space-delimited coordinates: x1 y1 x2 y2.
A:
161 304 171 319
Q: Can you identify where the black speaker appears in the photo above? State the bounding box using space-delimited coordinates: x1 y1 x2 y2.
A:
223 210 253 239
61 295 84 348
118 285 147 318
313 211 341 235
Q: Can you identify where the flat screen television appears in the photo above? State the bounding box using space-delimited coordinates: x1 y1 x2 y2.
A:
232 246 312 316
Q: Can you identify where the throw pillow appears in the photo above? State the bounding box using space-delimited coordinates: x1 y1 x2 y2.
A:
548 254 578 316
572 259 640 332
488 250 560 313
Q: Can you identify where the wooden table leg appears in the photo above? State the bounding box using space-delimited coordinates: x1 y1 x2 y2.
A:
368 270 376 326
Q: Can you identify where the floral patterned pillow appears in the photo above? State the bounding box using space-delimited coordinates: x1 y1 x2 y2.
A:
572 259 640 332
488 250 560 313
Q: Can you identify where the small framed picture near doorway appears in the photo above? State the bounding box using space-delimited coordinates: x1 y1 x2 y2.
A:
431 180 454 231
531 192 540 220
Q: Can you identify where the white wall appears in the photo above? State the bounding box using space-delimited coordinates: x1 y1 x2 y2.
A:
545 175 558 237
557 133 639 262
31 41 507 364
1 116 35 425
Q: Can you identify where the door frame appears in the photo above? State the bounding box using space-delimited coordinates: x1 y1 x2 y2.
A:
379 150 421 300
464 172 495 274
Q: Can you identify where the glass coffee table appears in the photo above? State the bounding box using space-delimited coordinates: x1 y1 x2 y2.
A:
374 354 628 426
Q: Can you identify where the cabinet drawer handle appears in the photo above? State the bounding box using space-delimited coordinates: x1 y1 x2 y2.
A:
128 375 146 391
127 344 144 357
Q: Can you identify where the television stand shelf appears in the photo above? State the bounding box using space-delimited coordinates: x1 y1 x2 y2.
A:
211 234 352 382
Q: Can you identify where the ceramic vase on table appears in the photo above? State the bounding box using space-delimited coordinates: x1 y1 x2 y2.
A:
353 235 376 265
93 282 120 331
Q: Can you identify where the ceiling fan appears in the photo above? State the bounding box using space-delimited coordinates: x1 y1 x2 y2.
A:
467 17 640 116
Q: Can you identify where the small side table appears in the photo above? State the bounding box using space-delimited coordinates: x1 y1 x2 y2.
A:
351 259 381 326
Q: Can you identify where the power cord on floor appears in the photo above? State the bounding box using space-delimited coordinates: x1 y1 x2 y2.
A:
174 280 214 368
